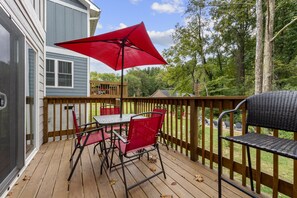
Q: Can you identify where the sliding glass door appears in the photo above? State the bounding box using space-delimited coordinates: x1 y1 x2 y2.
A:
0 7 25 195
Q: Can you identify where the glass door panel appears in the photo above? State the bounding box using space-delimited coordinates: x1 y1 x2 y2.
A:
0 8 25 195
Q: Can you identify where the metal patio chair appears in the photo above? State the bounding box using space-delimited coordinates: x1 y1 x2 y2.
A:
100 104 120 115
100 104 127 133
152 108 169 150
68 108 110 181
109 112 166 198
218 91 297 197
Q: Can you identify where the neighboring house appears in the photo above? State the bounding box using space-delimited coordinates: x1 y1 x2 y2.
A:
0 0 46 196
0 0 100 197
151 89 194 97
45 0 100 96
151 89 177 97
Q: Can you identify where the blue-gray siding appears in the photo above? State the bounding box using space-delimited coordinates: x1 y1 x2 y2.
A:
46 0 87 46
61 0 86 9
46 52 88 96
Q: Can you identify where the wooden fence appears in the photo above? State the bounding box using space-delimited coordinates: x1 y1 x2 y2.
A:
43 96 297 197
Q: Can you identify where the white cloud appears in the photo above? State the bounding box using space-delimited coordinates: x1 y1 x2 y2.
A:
96 22 103 30
90 58 122 74
148 29 174 47
118 23 128 29
129 0 142 4
151 0 184 14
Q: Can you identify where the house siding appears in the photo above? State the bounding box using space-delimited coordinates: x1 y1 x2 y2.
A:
46 52 88 96
46 0 88 47
61 0 86 9
1 0 45 148
0 1 45 195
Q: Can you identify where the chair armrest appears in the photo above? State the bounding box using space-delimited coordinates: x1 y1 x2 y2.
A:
78 121 97 128
113 130 128 144
78 126 104 136
218 99 246 137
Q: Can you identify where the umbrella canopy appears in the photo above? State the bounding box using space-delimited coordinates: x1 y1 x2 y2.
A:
55 22 167 117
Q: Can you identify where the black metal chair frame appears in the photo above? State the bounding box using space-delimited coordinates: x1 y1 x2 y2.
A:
69 110 110 181
218 91 297 197
153 107 169 150
109 112 166 198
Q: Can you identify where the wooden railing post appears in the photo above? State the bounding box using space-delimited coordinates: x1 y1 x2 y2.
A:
43 98 48 144
134 99 138 114
190 99 198 161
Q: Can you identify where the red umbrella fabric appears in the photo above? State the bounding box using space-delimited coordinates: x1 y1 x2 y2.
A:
55 22 167 70
55 22 167 117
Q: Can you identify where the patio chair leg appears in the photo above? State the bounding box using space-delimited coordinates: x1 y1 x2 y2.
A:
68 146 84 181
69 142 79 162
93 142 101 154
247 146 254 191
156 144 166 179
103 139 109 168
218 135 222 198
161 132 169 150
119 153 128 198
109 142 116 171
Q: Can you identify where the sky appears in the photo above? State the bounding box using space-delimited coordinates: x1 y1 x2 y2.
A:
90 0 187 74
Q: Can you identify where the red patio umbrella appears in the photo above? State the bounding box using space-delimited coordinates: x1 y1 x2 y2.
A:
55 22 167 117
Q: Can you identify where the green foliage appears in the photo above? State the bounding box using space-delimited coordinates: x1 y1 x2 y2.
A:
90 1 297 97
125 67 169 97
161 0 297 96
90 72 120 82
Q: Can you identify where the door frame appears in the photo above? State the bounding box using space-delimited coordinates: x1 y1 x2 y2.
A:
0 5 25 196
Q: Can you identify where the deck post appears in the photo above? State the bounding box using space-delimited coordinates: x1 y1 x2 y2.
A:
134 99 138 114
190 99 198 161
43 98 48 144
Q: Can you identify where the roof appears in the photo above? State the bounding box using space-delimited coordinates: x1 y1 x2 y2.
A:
151 89 195 97
79 0 101 36
151 89 176 97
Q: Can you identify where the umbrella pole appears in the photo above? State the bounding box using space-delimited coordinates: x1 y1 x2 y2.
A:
120 40 125 118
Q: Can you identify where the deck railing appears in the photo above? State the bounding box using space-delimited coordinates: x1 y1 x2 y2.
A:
43 96 297 197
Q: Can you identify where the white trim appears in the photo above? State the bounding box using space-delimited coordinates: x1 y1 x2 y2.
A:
45 58 74 88
87 5 90 37
87 57 90 96
46 46 88 58
49 0 88 13
25 40 39 158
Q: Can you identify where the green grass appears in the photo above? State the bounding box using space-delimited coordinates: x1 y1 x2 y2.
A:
163 116 292 197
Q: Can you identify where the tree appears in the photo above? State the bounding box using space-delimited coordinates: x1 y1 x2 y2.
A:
254 0 263 94
262 0 275 92
125 68 168 97
90 71 120 82
211 0 256 94
162 0 210 95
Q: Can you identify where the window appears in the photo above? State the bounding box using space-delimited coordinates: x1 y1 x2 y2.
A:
46 59 73 87
46 59 55 86
58 61 72 86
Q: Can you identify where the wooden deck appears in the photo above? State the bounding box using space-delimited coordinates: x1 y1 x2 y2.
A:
7 140 252 198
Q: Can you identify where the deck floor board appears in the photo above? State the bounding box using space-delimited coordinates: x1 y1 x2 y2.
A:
7 140 254 198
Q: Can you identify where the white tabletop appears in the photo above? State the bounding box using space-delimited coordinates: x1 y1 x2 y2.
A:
93 114 136 125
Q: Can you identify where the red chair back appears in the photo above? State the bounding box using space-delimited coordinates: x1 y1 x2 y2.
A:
100 106 120 115
125 112 162 153
72 109 82 144
152 108 166 129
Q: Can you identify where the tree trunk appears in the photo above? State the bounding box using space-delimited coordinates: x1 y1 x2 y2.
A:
255 0 263 94
262 0 275 92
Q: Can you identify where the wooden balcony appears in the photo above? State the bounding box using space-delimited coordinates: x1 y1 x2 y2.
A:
90 80 128 98
40 96 297 197
7 139 251 198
